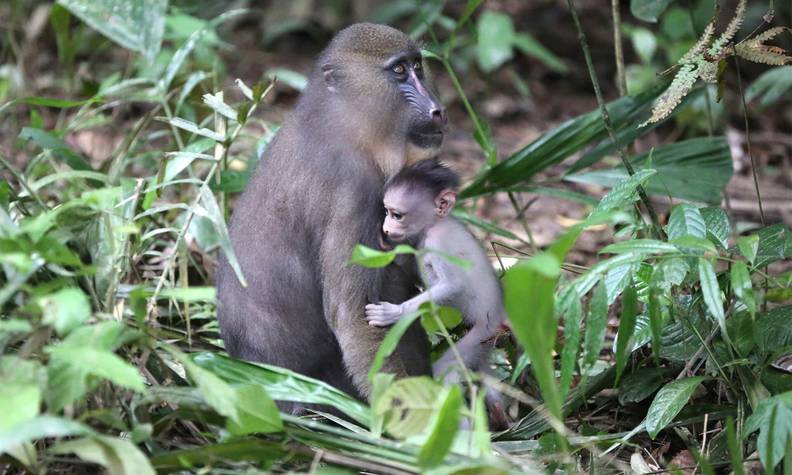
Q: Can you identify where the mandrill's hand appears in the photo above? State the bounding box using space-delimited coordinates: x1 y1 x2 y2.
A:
365 302 404 327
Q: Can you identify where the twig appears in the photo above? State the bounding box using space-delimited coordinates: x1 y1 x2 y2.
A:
611 0 627 96
566 0 665 240
732 57 765 227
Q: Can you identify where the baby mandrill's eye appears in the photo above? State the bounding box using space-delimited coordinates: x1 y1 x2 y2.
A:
392 212 403 220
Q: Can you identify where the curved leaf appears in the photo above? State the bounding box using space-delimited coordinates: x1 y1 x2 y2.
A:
646 376 707 438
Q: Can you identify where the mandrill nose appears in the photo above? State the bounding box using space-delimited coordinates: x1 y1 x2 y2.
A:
430 106 447 126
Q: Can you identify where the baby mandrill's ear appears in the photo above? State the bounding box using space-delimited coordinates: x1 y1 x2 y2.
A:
435 189 457 217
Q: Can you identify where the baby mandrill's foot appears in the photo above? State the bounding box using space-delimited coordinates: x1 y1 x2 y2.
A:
365 302 404 327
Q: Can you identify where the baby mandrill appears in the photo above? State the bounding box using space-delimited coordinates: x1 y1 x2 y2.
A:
366 158 508 427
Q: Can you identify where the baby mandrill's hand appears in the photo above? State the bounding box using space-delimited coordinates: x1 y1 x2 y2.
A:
365 302 404 327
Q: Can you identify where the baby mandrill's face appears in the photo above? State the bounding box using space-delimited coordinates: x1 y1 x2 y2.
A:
382 187 437 243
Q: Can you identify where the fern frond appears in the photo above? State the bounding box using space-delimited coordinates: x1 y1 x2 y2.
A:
708 0 746 57
697 58 718 83
735 44 792 65
641 63 698 127
735 26 792 65
681 21 716 64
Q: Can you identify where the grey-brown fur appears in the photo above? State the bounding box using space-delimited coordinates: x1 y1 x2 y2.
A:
217 23 444 407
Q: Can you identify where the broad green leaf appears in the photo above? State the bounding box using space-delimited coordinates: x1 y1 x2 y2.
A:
0 416 93 454
646 376 706 438
38 287 91 336
512 32 567 73
349 244 415 268
730 261 756 315
504 252 563 422
226 384 283 435
47 347 145 392
605 262 638 304
168 349 238 422
631 0 673 22
746 65 792 108
582 282 608 373
477 11 515 72
375 377 443 438
591 169 657 215
618 367 673 405
631 27 658 63
462 86 664 198
420 305 463 333
568 137 733 205
615 284 638 385
51 435 155 475
753 224 791 268
192 352 370 425
368 309 424 380
0 385 41 431
155 286 216 302
698 258 727 340
150 439 286 471
11 96 99 108
647 288 664 359
754 306 792 352
19 127 93 172
57 0 167 63
737 234 759 265
743 391 792 471
670 235 718 253
265 68 308 91
417 385 462 468
162 117 224 142
700 207 731 249
559 292 583 399
653 257 689 290
600 239 679 255
666 204 706 240
202 92 238 121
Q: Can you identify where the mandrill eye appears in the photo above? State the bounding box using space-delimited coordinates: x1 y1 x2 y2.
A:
391 63 406 75
414 62 422 72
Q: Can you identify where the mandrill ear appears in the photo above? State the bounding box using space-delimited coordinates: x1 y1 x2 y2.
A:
435 189 457 217
321 63 339 92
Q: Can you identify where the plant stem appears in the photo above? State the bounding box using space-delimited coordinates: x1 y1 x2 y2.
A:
567 0 665 240
732 57 765 226
611 0 627 96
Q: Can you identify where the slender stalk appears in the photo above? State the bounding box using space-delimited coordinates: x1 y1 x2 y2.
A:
732 57 765 226
566 0 665 240
0 150 48 210
611 0 627 96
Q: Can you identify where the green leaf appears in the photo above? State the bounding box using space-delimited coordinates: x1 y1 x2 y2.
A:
698 258 727 340
666 204 706 240
503 252 563 422
375 377 443 438
631 0 673 22
730 261 756 315
13 96 99 108
477 11 514 72
582 282 608 373
737 234 759 265
0 416 93 454
226 384 283 435
746 65 792 108
202 92 238 121
349 244 415 268
417 385 462 468
646 376 706 438
0 385 41 431
670 235 718 253
367 309 424 381
192 352 370 426
162 117 224 141
751 224 792 268
700 207 731 249
754 306 792 352
166 348 238 423
743 391 792 471
618 367 673 405
600 239 679 255
265 68 308 91
631 27 658 63
592 169 657 215
615 284 638 385
38 287 91 336
198 185 247 287
567 137 733 205
512 33 567 73
47 347 145 392
56 0 167 63
51 435 155 475
461 81 664 198
154 286 216 302
420 305 463 334
19 127 94 172
559 292 583 399
150 439 286 471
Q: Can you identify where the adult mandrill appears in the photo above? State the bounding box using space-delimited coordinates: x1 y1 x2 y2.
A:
217 23 447 406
